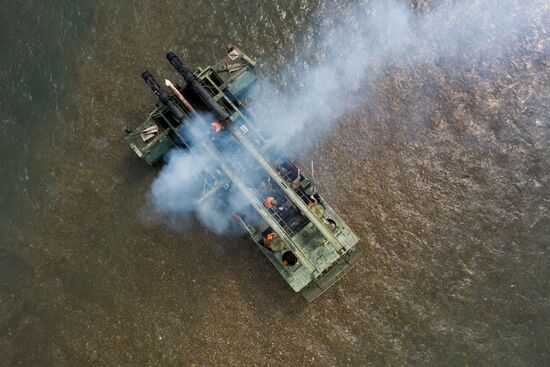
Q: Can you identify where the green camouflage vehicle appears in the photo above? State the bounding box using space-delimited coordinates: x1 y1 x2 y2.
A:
124 45 364 301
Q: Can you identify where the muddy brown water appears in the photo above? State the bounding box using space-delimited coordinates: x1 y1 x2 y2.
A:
1 0 549 366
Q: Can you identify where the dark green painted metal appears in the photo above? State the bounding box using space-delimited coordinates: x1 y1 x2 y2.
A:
302 247 366 302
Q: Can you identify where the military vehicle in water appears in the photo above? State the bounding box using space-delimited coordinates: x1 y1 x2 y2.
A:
124 44 364 301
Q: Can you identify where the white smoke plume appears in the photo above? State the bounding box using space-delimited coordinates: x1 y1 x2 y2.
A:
149 120 256 235
249 0 545 143
149 0 547 234
149 147 233 234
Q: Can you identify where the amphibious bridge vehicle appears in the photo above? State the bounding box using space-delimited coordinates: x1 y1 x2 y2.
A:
124 44 364 301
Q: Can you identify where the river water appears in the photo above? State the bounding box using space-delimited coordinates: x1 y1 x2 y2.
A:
0 0 548 366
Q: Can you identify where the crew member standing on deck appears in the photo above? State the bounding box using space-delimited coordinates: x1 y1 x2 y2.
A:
210 121 223 133
264 196 277 209
209 121 224 141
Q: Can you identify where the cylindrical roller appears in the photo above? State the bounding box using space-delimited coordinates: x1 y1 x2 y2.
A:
141 71 186 121
166 51 231 121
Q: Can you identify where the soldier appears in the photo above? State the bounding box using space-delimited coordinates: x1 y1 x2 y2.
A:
265 232 276 242
264 196 277 209
210 121 223 133
262 232 284 252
